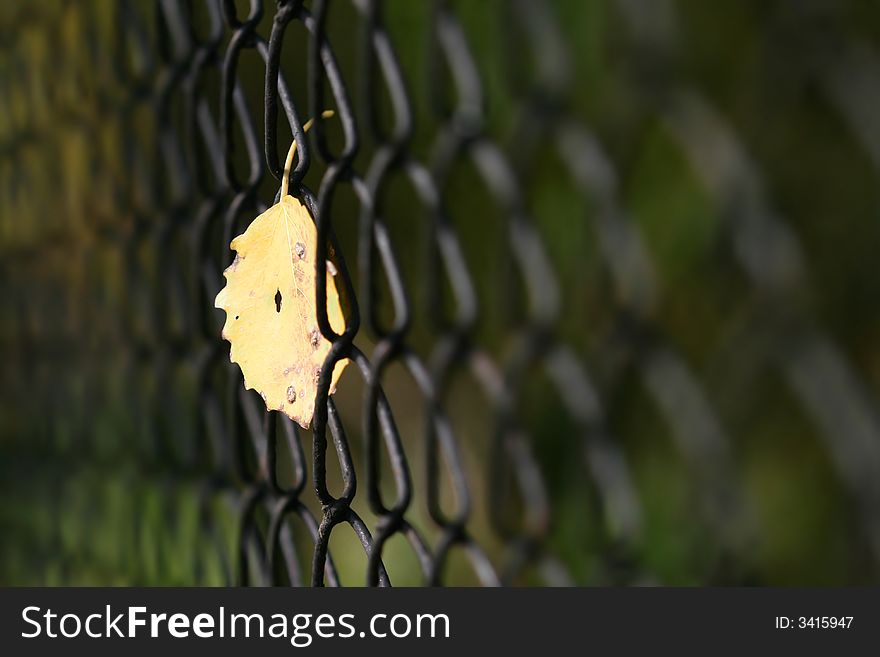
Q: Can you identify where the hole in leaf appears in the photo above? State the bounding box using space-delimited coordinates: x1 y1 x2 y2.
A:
275 289 282 313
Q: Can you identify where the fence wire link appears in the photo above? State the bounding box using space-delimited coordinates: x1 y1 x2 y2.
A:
3 0 880 586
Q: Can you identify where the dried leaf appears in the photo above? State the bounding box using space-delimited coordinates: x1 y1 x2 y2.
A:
214 194 348 429
214 113 347 428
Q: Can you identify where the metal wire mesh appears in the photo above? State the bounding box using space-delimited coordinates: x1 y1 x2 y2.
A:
3 0 880 586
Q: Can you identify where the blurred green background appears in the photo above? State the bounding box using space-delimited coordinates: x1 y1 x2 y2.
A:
3 0 880 585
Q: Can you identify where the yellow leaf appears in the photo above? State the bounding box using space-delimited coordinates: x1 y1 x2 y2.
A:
214 113 347 429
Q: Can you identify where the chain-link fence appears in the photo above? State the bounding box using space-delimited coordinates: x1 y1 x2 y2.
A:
3 0 880 586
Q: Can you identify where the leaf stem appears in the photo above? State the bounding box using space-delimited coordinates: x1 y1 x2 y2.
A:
280 110 335 198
